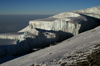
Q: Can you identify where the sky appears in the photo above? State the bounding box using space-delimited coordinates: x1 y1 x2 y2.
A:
0 0 100 15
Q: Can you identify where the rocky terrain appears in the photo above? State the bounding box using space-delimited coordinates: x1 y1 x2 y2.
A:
0 6 100 66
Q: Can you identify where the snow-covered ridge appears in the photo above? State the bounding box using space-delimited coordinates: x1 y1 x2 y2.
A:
51 6 100 19
50 12 80 18
74 6 100 19
0 6 100 65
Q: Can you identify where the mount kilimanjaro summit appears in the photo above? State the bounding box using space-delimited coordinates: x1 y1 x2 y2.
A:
0 6 100 66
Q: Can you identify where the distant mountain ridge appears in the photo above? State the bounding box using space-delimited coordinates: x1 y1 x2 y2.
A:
51 6 100 18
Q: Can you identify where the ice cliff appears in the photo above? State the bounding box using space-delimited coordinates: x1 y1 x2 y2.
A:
0 6 100 60
20 6 100 35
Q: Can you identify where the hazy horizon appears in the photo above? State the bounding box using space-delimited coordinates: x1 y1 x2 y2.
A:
0 15 52 33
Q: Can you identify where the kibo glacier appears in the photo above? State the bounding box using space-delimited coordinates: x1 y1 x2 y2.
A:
0 6 100 66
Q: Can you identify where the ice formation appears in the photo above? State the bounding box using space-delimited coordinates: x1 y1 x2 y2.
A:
0 6 100 62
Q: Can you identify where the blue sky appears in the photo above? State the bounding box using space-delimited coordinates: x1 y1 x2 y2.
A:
0 0 100 15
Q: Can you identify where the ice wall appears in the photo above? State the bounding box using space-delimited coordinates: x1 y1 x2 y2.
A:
0 32 24 40
27 15 98 36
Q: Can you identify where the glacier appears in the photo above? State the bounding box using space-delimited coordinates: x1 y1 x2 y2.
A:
0 6 100 63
